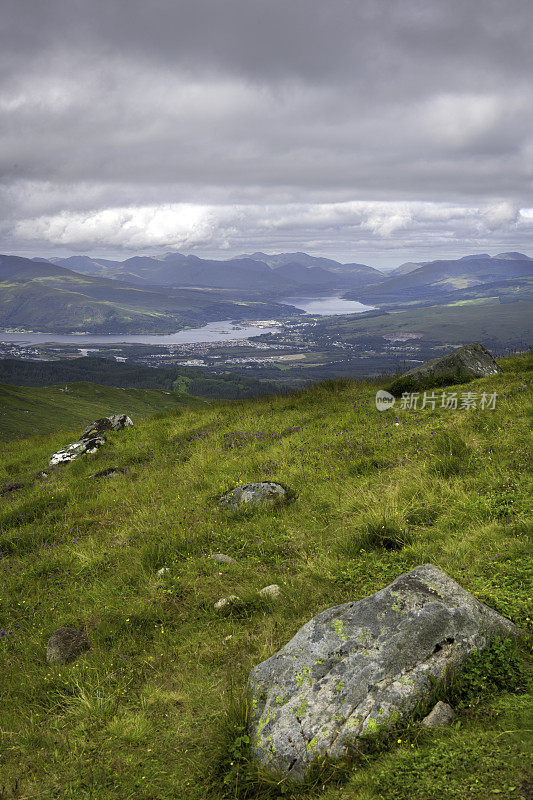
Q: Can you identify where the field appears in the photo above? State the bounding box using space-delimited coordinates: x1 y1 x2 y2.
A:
0 354 531 799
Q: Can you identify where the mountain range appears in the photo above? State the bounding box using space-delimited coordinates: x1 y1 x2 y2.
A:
350 252 533 305
0 254 301 333
0 250 531 334
36 251 384 292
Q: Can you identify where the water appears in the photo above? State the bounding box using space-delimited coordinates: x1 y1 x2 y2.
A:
280 296 375 315
0 296 375 345
0 319 280 345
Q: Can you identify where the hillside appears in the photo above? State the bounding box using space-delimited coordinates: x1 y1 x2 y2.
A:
0 353 531 799
0 255 299 334
312 298 533 352
354 253 533 305
0 382 208 442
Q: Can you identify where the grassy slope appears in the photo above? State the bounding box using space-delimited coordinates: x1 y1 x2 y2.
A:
315 299 533 347
0 381 207 442
0 354 531 800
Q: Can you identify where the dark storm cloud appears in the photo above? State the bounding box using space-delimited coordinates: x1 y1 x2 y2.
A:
0 0 532 263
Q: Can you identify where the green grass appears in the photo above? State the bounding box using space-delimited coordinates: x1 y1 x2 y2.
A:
314 299 533 347
0 354 531 799
0 381 207 442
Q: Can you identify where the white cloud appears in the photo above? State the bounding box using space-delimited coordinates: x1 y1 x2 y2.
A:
10 199 532 264
1 1 532 263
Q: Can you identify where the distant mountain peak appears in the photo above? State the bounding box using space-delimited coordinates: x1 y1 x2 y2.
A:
459 254 491 260
495 252 532 260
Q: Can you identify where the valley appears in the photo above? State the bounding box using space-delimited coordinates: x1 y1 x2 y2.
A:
1 250 531 396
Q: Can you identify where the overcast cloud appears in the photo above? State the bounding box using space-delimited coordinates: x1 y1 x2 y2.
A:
1 0 532 266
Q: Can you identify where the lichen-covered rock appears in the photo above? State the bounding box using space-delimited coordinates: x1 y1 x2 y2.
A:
247 563 517 783
46 627 89 664
397 343 501 387
421 700 456 728
81 414 133 439
218 482 286 508
48 435 106 466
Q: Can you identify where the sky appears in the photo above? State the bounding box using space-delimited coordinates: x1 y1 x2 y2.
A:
1 0 532 268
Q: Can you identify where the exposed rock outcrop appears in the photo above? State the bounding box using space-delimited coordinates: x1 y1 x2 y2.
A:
219 482 286 508
81 414 133 439
391 343 501 393
48 435 106 466
48 414 133 466
247 563 517 783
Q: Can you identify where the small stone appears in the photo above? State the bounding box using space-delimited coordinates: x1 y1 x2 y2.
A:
421 701 456 729
46 627 89 664
157 567 170 576
218 482 286 508
214 595 240 610
259 584 281 599
93 467 127 478
210 553 237 564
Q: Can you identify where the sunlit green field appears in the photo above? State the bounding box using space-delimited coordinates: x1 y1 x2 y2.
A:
0 354 531 799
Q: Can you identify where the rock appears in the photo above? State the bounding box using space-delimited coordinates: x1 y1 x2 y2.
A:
210 553 237 564
247 563 518 783
421 700 456 729
81 414 133 440
80 418 113 438
46 627 90 664
218 482 286 508
48 435 106 466
108 414 133 430
93 467 128 478
392 343 501 391
259 584 281 599
47 415 132 467
214 595 240 610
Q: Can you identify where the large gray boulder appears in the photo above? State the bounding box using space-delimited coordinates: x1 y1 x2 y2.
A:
218 482 286 508
395 343 501 388
247 564 517 783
